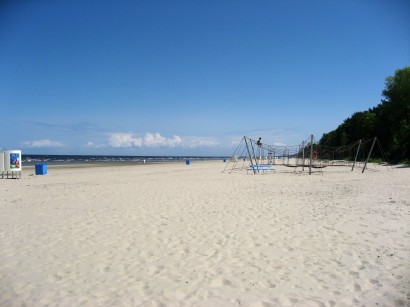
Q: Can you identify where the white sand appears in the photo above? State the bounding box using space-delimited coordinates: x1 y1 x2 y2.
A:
1 161 409 306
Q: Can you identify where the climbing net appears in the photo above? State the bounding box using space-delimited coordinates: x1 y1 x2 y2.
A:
223 135 390 175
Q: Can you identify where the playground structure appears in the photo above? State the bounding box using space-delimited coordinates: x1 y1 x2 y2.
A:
223 135 390 175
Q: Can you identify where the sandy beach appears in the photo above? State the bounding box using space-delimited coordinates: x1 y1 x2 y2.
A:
1 161 409 306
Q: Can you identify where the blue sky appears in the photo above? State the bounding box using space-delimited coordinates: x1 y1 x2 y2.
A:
1 0 409 155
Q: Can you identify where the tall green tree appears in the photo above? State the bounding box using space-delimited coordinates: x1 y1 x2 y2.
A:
319 67 410 163
379 66 410 161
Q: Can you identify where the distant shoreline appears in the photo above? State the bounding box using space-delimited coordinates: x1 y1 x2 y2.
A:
21 159 223 170
21 154 228 167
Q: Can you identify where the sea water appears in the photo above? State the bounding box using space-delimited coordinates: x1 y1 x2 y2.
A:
22 154 226 166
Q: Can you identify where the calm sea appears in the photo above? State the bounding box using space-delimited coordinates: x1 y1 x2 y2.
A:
22 154 227 166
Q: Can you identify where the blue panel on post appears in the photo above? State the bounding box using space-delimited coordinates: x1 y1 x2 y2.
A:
35 164 47 175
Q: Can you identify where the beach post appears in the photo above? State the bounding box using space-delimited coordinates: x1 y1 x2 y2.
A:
309 135 314 175
362 137 377 173
351 139 362 171
0 151 4 179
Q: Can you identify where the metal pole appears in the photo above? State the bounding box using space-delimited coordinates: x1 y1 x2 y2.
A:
250 139 258 166
351 139 361 172
223 136 244 173
309 135 314 175
244 137 256 174
286 148 289 164
362 137 377 173
302 141 305 171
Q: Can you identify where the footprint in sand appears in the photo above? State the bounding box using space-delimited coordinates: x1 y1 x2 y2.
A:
248 301 274 307
210 278 233 287
370 279 381 287
46 274 63 282
147 265 164 275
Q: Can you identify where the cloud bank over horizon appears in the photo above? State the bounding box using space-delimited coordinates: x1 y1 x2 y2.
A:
21 139 64 148
20 132 222 151
106 132 220 149
108 132 182 148
18 129 308 156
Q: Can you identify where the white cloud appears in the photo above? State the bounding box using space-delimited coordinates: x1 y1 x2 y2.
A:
107 132 182 148
144 133 182 147
84 142 106 148
22 139 64 148
108 133 142 148
182 136 219 148
105 132 223 149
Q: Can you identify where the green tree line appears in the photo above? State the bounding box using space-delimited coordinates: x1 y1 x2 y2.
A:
319 66 410 163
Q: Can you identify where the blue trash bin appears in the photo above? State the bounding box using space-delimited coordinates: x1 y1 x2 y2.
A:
186 159 190 165
35 163 47 175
